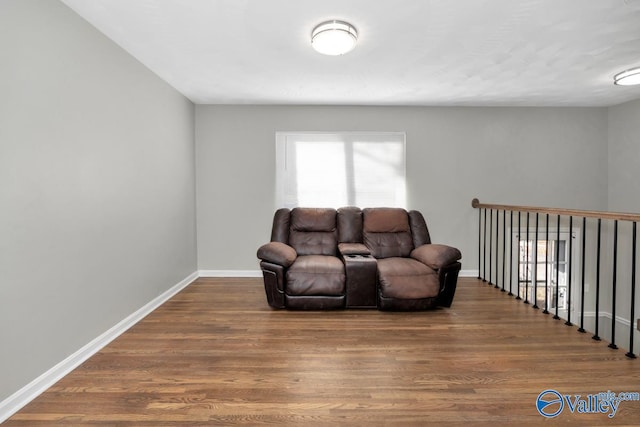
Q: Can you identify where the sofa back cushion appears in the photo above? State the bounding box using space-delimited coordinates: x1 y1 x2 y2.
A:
363 208 414 259
337 206 363 243
289 208 338 256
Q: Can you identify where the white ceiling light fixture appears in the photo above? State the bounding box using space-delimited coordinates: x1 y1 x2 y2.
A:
311 20 358 56
614 67 640 86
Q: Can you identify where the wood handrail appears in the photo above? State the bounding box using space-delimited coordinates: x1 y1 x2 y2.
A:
471 198 640 222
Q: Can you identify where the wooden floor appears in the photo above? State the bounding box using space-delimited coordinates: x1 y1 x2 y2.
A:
6 277 640 426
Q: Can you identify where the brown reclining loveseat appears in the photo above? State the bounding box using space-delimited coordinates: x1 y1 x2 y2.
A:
257 207 461 310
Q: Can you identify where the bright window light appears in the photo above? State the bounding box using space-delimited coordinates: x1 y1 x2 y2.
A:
276 132 406 209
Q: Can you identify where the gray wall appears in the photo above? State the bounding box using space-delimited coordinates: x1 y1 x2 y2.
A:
196 105 608 272
601 99 640 345
608 99 640 212
0 0 196 402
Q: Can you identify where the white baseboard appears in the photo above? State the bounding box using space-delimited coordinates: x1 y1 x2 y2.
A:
199 269 262 277
0 271 199 424
582 311 632 328
460 269 479 277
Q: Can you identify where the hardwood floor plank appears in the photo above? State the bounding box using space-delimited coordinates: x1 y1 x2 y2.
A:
5 277 640 425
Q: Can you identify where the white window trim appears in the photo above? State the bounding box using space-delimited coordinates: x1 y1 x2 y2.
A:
275 131 406 209
511 226 582 315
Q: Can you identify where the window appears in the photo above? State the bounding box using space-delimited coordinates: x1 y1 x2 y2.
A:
514 228 580 314
275 132 406 208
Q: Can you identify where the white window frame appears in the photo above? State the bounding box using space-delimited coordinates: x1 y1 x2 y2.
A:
275 132 406 209
511 226 582 316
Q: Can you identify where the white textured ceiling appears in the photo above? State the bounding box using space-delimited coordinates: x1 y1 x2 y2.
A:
61 0 640 106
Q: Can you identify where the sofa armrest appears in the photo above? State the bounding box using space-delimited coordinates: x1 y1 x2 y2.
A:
436 261 461 307
257 242 297 267
410 244 461 270
338 242 371 256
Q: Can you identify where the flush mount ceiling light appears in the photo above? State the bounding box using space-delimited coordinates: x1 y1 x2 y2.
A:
311 20 358 56
614 67 640 86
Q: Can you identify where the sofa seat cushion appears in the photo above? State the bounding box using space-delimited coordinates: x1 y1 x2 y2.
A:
286 255 345 296
377 257 439 299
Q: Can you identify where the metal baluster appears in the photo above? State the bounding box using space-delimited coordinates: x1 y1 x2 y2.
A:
495 209 500 289
533 213 539 309
609 220 619 350
578 217 587 333
509 211 514 296
478 205 482 281
553 215 561 320
516 211 522 300
626 222 637 359
543 214 549 314
565 216 573 326
483 208 487 282
489 209 493 285
502 209 507 292
524 212 530 304
593 218 602 341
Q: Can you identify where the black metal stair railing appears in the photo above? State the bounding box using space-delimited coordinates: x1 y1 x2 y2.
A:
473 198 639 359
